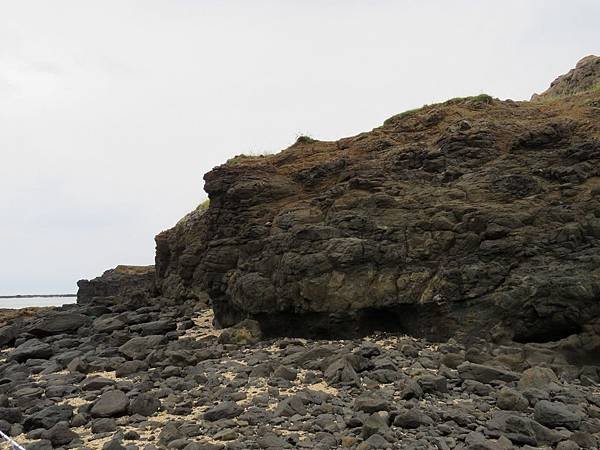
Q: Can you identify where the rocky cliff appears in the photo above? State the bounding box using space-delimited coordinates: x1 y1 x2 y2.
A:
77 265 157 305
532 55 600 100
4 55 600 450
155 56 600 346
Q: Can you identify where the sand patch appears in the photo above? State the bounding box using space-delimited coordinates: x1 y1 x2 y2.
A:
187 309 221 339
60 396 89 408
86 370 118 380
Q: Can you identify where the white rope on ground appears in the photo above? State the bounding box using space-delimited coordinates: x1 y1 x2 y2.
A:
0 430 26 450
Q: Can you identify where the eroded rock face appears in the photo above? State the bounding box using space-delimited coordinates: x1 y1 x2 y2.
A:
77 265 157 304
532 55 600 100
155 63 600 344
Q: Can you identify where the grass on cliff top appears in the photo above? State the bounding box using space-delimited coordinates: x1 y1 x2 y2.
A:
226 150 273 165
295 134 317 144
196 198 210 212
226 134 317 166
443 93 494 105
383 94 494 126
533 81 600 102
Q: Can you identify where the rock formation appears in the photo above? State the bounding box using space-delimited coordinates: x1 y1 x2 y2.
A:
532 55 600 100
77 265 157 304
155 55 600 347
2 56 600 450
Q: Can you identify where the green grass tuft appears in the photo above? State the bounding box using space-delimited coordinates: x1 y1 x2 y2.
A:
295 134 317 144
196 198 210 212
226 150 273 165
444 93 494 105
383 106 426 126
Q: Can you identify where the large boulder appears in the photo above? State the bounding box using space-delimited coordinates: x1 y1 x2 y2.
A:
29 312 89 336
23 405 73 431
119 335 166 360
9 339 53 362
0 324 18 347
534 400 583 430
155 58 600 345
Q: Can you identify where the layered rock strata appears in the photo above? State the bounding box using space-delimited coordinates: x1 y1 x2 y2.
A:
156 56 600 345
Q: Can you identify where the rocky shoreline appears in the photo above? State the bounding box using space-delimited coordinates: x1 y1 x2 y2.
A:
1 277 600 450
2 56 600 449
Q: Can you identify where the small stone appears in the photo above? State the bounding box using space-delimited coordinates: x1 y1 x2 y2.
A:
91 418 117 433
116 360 148 377
556 441 580 450
203 401 243 421
273 365 298 381
416 374 448 393
81 376 116 391
353 395 390 413
119 335 166 360
274 396 306 417
158 422 184 445
257 432 289 448
496 387 529 411
534 400 582 430
457 362 519 384
41 421 78 446
213 429 238 441
91 390 130 418
361 413 390 439
0 407 22 424
217 319 262 345
400 379 423 400
518 367 560 391
357 433 390 450
124 430 140 440
24 440 53 450
103 440 126 450
324 357 360 386
393 409 434 429
129 393 161 417
441 352 465 369
23 405 73 431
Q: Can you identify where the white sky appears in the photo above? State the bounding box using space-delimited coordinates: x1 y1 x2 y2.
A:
1 1 599 294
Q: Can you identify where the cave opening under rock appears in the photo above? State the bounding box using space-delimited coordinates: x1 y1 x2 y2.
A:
253 303 458 341
512 321 582 344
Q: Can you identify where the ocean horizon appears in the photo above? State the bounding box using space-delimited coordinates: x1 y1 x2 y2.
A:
0 296 77 309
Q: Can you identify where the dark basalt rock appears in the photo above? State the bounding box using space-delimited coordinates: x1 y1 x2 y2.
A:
90 390 129 418
28 312 89 336
154 57 600 348
76 265 157 304
533 400 583 430
203 401 243 421
9 339 53 363
23 405 73 431
532 55 600 100
0 324 18 347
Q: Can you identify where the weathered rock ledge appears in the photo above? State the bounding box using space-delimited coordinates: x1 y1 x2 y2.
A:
155 56 600 348
3 56 600 450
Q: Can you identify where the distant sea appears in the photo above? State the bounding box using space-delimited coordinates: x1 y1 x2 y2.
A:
0 296 77 309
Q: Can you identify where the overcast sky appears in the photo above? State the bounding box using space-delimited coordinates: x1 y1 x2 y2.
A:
1 1 599 295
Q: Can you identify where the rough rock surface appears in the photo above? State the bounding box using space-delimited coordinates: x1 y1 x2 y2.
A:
77 265 157 304
2 296 600 449
155 56 600 350
532 55 600 100
2 57 600 450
